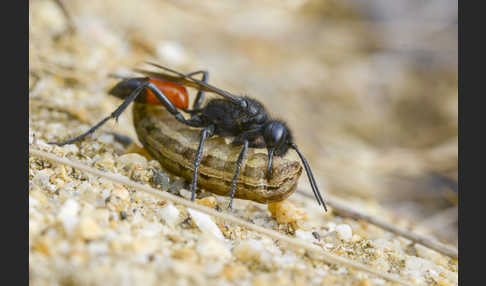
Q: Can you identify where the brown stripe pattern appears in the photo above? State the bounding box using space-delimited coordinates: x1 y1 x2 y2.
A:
133 103 302 203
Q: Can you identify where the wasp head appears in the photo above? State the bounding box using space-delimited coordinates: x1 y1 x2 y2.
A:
264 120 327 211
263 120 292 156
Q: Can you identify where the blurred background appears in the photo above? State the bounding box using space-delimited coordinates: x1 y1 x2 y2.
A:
30 0 457 245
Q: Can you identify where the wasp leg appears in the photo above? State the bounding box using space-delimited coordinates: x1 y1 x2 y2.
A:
185 70 209 110
51 80 200 146
266 148 275 180
191 125 215 201
228 140 249 209
49 83 147 146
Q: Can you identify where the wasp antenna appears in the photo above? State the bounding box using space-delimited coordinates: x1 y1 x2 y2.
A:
289 143 327 212
145 62 187 77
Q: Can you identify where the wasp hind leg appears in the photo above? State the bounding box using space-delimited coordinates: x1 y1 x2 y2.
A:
50 80 202 146
49 83 147 146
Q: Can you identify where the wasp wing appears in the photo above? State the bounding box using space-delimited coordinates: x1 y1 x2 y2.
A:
135 62 242 104
134 68 207 90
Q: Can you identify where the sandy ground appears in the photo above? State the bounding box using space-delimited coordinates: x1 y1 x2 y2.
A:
29 0 458 285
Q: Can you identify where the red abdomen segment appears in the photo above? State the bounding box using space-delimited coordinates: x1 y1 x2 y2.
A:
146 78 189 109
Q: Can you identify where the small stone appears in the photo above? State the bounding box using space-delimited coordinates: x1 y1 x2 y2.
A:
32 170 56 193
111 185 130 202
351 234 361 243
196 196 217 209
58 199 80 235
172 247 198 262
32 237 51 256
106 185 131 212
116 153 147 168
158 203 181 227
295 230 316 242
120 211 127 220
335 224 353 241
78 217 104 240
268 200 307 224
188 209 224 241
94 153 115 170
169 178 185 194
152 170 171 190
179 189 192 200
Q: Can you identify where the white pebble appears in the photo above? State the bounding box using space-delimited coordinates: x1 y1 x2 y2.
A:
179 189 192 200
58 199 80 235
295 230 316 242
116 153 147 168
158 203 181 227
335 224 353 241
62 144 79 154
326 222 336 232
32 170 55 193
78 217 104 240
188 209 224 241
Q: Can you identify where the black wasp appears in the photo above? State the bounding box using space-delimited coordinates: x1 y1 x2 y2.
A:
51 62 327 211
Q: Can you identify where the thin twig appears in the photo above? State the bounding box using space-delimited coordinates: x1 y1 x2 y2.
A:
29 148 412 286
297 190 458 259
417 206 458 231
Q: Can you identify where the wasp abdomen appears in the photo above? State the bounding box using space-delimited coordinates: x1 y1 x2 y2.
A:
109 77 189 109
